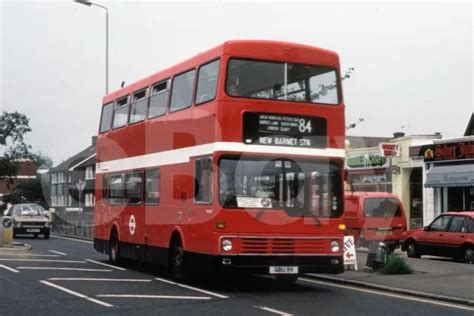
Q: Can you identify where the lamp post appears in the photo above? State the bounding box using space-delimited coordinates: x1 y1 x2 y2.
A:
74 0 109 94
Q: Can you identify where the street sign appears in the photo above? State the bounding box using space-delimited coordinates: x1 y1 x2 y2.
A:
76 180 87 192
379 143 400 157
343 236 358 270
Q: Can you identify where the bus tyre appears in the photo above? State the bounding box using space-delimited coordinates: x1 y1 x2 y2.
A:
109 230 121 264
407 242 420 258
170 237 186 280
275 274 299 285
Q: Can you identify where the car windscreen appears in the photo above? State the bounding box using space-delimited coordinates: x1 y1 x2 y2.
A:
363 198 402 218
12 205 44 216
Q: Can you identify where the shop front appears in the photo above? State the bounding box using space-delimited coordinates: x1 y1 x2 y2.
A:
421 139 474 212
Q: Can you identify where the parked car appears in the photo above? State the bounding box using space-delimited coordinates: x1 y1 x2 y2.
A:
6 203 51 239
344 192 407 251
402 211 473 263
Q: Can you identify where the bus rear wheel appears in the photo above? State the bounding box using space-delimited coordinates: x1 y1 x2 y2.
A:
109 229 121 264
170 237 186 280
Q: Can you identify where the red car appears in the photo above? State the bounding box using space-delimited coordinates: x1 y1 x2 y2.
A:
402 211 474 263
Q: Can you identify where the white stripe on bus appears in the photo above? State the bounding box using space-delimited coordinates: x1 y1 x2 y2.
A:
96 142 345 174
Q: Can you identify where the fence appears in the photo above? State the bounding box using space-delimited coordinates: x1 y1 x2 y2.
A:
51 210 94 239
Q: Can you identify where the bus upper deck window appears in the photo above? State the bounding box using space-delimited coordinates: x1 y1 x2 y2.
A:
196 59 220 105
129 89 148 124
148 80 169 118
112 96 130 129
99 102 114 133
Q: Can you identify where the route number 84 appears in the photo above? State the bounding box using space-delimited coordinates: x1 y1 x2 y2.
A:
298 119 312 133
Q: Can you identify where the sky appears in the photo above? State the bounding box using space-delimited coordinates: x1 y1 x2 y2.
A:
1 0 473 165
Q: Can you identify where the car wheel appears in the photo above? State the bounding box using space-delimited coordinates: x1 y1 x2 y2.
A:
34 234 38 239
170 236 186 280
275 274 299 285
463 247 473 264
109 229 121 264
44 231 50 239
407 242 420 258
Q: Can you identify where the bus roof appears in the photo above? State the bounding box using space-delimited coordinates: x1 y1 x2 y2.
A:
102 40 340 104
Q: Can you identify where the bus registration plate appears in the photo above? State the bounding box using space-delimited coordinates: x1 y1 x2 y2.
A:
269 266 298 274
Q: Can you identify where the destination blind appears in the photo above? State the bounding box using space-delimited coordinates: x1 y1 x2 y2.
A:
243 112 327 148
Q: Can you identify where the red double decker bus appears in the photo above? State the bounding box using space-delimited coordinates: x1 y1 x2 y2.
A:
94 40 346 282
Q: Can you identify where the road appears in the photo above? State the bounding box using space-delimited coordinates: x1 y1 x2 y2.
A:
0 235 472 316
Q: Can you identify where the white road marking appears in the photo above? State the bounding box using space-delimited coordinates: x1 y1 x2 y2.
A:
254 306 293 316
299 278 474 312
0 264 20 273
86 259 126 271
40 280 113 307
18 267 112 272
51 235 93 244
49 250 67 256
96 294 211 300
154 277 229 299
0 253 59 257
0 258 84 263
49 278 151 282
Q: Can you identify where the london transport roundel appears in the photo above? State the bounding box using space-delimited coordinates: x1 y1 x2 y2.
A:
129 215 136 236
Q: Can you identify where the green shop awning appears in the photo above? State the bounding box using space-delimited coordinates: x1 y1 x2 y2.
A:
425 164 474 188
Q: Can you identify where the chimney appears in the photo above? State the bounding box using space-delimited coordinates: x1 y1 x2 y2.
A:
92 136 97 146
393 132 405 139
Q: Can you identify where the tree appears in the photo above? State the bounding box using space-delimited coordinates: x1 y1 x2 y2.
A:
0 111 32 185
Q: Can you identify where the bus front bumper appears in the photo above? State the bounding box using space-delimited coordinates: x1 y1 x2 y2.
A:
214 254 344 275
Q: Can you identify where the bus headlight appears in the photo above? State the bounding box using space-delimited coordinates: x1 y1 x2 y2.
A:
221 239 233 252
331 241 340 252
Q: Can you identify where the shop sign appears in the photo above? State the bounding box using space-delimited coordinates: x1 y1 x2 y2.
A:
379 143 400 157
421 140 474 162
346 153 387 170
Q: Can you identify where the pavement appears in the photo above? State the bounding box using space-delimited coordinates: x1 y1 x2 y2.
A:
0 241 32 253
0 235 472 315
308 249 474 306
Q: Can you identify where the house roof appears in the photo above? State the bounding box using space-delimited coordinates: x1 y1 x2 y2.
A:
346 136 392 149
50 140 96 172
69 154 96 171
464 113 474 136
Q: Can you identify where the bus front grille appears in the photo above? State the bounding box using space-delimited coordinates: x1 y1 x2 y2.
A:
240 238 326 255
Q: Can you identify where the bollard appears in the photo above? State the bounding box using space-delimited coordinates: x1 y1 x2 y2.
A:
1 216 14 248
366 242 388 269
